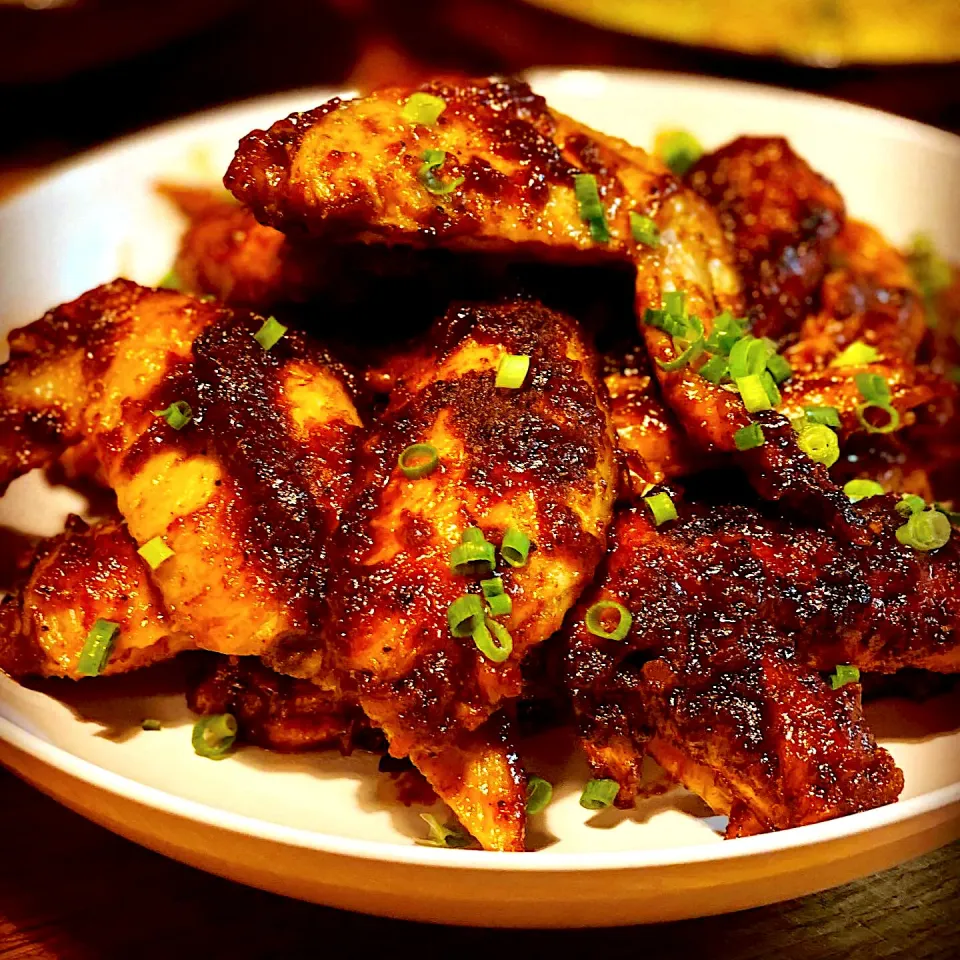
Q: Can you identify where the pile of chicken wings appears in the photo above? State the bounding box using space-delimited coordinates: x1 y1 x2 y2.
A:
2 78 958 852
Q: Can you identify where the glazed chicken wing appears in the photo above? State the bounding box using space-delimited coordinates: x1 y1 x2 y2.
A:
304 299 618 849
0 281 362 659
0 515 189 679
563 501 951 830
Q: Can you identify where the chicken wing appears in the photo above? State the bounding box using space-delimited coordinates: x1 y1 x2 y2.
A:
301 299 617 849
0 281 363 658
0 515 189 679
564 501 936 830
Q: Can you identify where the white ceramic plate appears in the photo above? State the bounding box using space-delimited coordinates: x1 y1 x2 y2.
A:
0 69 958 928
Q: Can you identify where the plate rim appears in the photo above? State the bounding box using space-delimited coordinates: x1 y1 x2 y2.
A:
1 66 958 873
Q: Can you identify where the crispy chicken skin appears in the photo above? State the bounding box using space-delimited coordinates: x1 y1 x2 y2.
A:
564 503 926 830
685 136 845 342
187 653 380 753
0 281 363 658
0 516 189 679
308 299 617 849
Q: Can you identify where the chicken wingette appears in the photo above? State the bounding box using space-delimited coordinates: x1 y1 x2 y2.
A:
301 299 617 850
0 516 189 678
0 281 362 660
562 499 957 832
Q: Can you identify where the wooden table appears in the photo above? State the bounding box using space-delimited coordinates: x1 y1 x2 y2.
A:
1 1 958 955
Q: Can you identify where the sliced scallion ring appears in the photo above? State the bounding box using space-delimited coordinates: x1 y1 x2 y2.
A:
698 354 729 384
736 374 773 413
526 776 554 815
472 617 513 663
796 423 840 468
855 402 900 434
398 443 439 479
416 813 474 849
401 92 447 126
643 491 677 526
584 600 632 642
829 664 861 690
137 536 174 570
579 778 620 810
191 713 238 760
896 508 952 552
573 173 611 243
655 129 703 176
843 479 885 502
832 340 880 368
449 540 495 577
495 354 530 389
141 718 162 731
500 526 531 567
734 423 765 451
447 594 485 638
76 619 120 677
254 316 288 351
803 406 841 428
896 494 926 517
153 400 193 430
729 336 769 379
629 212 659 247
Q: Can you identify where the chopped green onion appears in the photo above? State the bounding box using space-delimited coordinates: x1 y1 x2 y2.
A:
736 374 773 413
657 337 704 372
643 305 687 338
495 354 530 389
500 526 531 568
796 422 840 468
643 491 678 526
704 311 747 356
448 594 485 638
141 718 162 731
856 402 900 434
585 600 632 642
419 150 464 196
472 617 513 663
629 212 659 247
573 173 611 244
729 336 769 379
526 776 553 815
254 316 287 351
449 541 495 576
159 268 182 290
896 508 952 552
461 526 485 544
698 354 729 384
656 129 703 176
76 619 119 676
663 290 685 316
398 443 439 479
153 401 193 431
829 664 861 690
804 406 841 428
579 778 620 810
760 370 782 407
481 577 511 617
844 479 885 502
480 575 504 596
416 813 473 849
855 372 891 404
734 423 765 451
137 536 173 570
832 340 880 368
766 353 793 384
191 713 238 760
897 494 926 517
401 92 447 126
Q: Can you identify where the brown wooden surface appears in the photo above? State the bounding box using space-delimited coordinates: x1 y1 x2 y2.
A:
1 1 958 955
0 768 957 958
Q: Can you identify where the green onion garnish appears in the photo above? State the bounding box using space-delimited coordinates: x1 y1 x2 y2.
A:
643 491 677 526
401 92 447 126
896 508 952 552
736 374 774 413
579 778 620 810
832 340 880 368
137 536 173 570
191 713 238 760
897 493 926 517
935 503 960 526
766 353 793 385
656 129 703 176
843 479 885 502
698 354 729 384
500 526 531 567
448 594 486 638
855 372 891 404
907 233 951 329
481 577 511 617
254 316 288 351
829 664 861 690
159 268 182 291
804 406 841 428
734 423 765 451
526 776 553 815
141 718 162 731
76 619 119 677
416 813 473 849
153 401 193 431
472 617 513 663
796 422 840 468
760 370 781 406
657 338 704 372
461 526 485 543
398 443 439 479
629 212 660 247
495 354 530 389
449 540 495 577
856 402 900 434
584 600 632 642
573 173 611 243
419 149 465 196
703 311 747 356
729 336 769 379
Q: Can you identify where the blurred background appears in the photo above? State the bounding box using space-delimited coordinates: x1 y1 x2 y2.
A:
1 0 958 198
